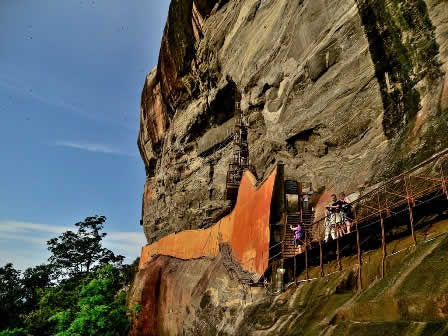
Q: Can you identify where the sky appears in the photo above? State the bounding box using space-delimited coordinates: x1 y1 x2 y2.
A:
0 0 171 270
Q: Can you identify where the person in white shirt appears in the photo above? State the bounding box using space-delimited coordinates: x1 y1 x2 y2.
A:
302 194 309 210
340 192 353 233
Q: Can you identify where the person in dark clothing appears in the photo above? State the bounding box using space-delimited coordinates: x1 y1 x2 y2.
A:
327 194 346 237
340 192 353 233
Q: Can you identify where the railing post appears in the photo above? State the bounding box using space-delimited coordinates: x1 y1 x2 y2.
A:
404 175 417 246
441 164 448 199
336 236 342 271
293 250 297 287
353 202 362 290
319 222 324 277
377 192 387 280
356 221 362 290
305 230 309 281
281 214 286 269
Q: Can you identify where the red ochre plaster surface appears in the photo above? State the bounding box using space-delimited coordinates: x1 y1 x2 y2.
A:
139 169 277 279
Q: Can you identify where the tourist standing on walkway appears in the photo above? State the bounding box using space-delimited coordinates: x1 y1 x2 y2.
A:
324 194 341 242
340 192 353 233
303 193 309 211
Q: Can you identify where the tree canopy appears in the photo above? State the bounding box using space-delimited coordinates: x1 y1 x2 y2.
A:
0 215 137 336
47 216 124 279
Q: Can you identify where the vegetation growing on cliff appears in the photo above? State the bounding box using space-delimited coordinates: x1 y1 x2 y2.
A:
0 216 139 336
356 0 441 139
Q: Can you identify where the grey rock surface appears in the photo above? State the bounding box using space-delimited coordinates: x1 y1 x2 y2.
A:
138 0 448 244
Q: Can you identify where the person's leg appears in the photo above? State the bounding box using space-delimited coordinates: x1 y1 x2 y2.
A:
340 213 347 234
324 223 330 242
330 214 337 240
336 222 342 238
331 224 337 240
346 220 352 233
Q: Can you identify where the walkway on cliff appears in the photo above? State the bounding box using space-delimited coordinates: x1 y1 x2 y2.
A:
271 149 448 288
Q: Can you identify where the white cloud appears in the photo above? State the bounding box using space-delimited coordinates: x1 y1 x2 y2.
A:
53 141 137 157
104 232 146 260
0 220 67 234
0 232 46 245
0 220 145 270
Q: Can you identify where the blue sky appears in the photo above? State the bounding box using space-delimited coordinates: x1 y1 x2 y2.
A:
0 0 170 270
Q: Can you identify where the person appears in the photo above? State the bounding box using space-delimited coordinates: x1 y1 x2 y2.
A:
302 193 309 211
324 207 336 243
324 194 343 242
290 224 303 246
340 192 353 233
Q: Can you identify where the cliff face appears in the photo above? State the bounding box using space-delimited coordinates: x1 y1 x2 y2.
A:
130 218 448 336
132 1 448 334
138 0 448 244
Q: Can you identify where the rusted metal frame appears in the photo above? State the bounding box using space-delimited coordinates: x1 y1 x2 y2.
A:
317 220 324 278
293 247 297 287
377 191 387 280
408 178 439 196
305 230 309 281
404 175 417 246
319 236 324 277
353 211 379 227
356 222 362 290
355 202 381 212
352 204 362 290
336 236 342 271
411 186 444 202
383 197 395 217
441 164 448 198
409 178 439 191
281 215 286 265
411 175 443 183
381 189 408 200
413 190 445 207
374 198 409 215
337 150 448 221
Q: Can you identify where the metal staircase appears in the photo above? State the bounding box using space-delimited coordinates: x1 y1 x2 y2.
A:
282 208 315 259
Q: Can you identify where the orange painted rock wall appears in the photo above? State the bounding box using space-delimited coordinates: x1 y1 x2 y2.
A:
139 168 277 279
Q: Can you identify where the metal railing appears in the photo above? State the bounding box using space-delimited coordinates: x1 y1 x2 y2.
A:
283 149 448 289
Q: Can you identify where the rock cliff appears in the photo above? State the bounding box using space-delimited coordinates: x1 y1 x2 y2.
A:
130 217 448 335
138 0 448 244
132 0 448 334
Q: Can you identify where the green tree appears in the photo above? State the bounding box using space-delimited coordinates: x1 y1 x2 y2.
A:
47 216 124 279
1 215 136 336
21 264 53 313
50 265 130 336
0 328 28 336
23 278 81 336
0 264 23 330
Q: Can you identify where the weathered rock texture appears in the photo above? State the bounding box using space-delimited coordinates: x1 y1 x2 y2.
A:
132 1 448 334
130 218 448 335
139 169 277 279
138 0 448 244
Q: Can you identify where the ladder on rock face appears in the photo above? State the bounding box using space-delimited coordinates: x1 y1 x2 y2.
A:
282 209 315 258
